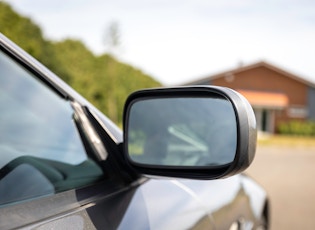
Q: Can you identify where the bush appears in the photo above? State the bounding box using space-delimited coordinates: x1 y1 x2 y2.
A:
278 121 315 136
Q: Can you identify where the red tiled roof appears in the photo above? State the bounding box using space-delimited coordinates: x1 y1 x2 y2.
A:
184 61 315 88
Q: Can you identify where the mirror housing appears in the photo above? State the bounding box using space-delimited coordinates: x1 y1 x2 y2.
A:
123 86 256 180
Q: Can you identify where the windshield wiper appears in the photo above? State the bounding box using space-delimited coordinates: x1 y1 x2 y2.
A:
71 101 108 161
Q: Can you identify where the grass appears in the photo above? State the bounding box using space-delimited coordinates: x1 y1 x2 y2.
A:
258 134 315 147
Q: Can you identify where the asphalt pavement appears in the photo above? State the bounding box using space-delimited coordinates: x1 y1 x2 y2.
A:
246 145 315 230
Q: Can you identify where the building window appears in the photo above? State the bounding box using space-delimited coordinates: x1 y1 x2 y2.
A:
287 106 308 118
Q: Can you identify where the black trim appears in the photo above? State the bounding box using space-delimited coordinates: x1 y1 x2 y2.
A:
0 36 69 99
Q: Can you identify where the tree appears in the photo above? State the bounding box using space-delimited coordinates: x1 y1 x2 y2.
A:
103 21 121 58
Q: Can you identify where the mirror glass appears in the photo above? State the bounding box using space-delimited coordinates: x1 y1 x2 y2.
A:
127 97 237 167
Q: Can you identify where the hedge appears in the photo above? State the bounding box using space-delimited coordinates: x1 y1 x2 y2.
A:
278 121 315 136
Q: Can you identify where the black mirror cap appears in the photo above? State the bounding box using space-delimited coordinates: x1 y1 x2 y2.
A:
123 86 257 180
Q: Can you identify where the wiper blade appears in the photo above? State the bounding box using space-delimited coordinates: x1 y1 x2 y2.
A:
71 101 108 161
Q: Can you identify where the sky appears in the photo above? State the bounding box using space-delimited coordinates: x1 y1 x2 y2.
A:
6 0 315 86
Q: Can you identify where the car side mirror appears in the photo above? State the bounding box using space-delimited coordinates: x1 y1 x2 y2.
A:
123 86 256 179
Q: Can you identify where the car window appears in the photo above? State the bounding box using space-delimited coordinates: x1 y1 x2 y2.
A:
0 50 103 206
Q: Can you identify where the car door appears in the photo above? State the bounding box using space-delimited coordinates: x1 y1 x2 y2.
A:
0 43 214 230
0 45 134 229
0 33 210 230
0 34 267 230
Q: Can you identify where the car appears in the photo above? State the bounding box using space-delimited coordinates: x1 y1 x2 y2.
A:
0 32 269 230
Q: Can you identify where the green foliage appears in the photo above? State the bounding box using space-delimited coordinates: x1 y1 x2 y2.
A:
278 120 315 136
0 3 59 71
0 2 161 126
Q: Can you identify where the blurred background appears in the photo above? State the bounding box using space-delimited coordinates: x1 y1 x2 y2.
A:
1 1 315 229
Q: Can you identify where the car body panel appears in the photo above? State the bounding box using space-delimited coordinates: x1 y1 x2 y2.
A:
0 174 266 230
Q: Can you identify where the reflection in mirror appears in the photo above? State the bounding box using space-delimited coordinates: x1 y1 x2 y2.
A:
127 97 237 167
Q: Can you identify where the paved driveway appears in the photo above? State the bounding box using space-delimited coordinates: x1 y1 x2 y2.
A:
246 145 315 230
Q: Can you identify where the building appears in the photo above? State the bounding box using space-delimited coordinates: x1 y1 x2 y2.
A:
185 61 315 134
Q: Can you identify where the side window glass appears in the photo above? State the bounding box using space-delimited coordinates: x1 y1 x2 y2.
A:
0 51 103 206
